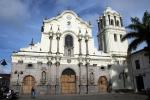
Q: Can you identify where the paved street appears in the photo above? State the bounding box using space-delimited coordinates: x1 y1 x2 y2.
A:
18 93 149 100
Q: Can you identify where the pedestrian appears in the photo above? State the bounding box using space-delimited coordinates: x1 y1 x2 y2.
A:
108 80 112 93
31 87 36 98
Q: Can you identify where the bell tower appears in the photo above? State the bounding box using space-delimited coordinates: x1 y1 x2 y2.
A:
97 7 128 56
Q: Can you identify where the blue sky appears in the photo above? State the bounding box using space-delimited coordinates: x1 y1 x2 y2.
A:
0 0 150 73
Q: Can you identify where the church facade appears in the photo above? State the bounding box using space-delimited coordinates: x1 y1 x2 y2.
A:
10 7 132 95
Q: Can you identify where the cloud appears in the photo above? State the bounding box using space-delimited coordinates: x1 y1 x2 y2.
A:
107 0 150 25
0 0 30 22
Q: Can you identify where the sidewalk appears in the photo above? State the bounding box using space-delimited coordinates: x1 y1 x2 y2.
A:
19 93 148 100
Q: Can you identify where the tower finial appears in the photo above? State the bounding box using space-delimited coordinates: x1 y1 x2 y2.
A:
88 21 91 25
29 38 34 46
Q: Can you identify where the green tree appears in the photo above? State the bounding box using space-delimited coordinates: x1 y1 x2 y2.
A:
121 11 150 55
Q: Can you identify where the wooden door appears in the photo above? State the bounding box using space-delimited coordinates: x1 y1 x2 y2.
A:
22 75 35 94
98 76 108 92
61 69 76 94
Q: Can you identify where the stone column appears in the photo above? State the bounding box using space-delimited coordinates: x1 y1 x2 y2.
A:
55 61 60 95
85 31 89 56
79 64 87 94
78 62 82 94
86 63 89 94
49 62 56 95
78 33 82 56
105 15 109 26
49 33 53 53
56 37 60 54
56 26 61 54
47 59 52 94
85 56 90 94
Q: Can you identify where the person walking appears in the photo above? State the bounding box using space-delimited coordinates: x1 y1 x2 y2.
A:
31 87 36 98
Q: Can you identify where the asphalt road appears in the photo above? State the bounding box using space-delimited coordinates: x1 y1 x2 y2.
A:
18 93 149 100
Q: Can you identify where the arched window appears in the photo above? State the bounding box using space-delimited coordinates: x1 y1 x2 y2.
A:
65 35 73 47
110 19 114 25
64 35 74 56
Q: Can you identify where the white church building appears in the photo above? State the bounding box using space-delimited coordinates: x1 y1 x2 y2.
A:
10 7 132 95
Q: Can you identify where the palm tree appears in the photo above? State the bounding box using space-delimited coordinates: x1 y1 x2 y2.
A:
121 11 150 55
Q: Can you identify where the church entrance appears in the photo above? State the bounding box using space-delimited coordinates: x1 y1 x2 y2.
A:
98 76 108 92
22 75 36 94
61 68 76 94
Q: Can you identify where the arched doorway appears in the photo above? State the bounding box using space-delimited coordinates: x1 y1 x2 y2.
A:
61 68 76 94
22 75 36 94
98 76 108 92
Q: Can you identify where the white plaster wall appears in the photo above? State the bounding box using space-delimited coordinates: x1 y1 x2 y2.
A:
130 50 150 90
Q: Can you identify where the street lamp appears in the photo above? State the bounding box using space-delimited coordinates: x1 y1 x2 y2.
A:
108 64 112 92
14 70 23 85
119 69 128 88
0 59 7 80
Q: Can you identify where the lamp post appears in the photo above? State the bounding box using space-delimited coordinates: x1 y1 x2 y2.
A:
14 71 23 85
0 59 7 87
0 76 2 88
119 69 127 88
108 64 112 92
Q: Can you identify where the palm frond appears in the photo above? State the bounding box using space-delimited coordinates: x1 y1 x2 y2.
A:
124 11 150 53
128 38 144 52
131 17 141 25
127 24 142 31
121 32 140 42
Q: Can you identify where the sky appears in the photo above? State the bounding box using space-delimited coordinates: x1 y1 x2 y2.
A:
0 0 150 73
